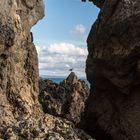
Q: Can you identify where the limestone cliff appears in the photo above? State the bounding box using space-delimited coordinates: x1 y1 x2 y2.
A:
83 0 140 140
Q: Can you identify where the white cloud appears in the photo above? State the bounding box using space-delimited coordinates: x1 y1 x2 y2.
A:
47 43 86 56
71 24 86 35
36 43 88 77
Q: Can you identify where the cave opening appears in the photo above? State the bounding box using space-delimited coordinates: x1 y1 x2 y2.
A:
31 0 99 80
31 0 114 140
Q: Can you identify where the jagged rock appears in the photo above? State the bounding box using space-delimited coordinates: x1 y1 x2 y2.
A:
0 0 44 126
0 113 94 140
88 0 105 8
82 0 140 140
0 0 94 139
66 72 78 84
39 72 90 124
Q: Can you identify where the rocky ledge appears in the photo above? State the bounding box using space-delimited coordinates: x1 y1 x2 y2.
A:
0 72 93 140
39 72 89 124
0 113 94 140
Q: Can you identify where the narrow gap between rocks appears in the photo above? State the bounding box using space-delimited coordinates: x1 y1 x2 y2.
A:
31 0 113 140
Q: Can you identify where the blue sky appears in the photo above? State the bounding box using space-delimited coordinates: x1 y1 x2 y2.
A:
32 0 99 77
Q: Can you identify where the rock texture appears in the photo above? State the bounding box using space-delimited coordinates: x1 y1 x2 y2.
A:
0 1 95 139
83 0 140 140
0 113 94 140
0 0 44 126
39 72 89 124
82 0 105 8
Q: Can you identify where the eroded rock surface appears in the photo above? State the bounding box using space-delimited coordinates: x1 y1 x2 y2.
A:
39 72 89 124
0 0 44 126
83 0 140 140
0 1 95 139
0 113 94 140
82 0 105 8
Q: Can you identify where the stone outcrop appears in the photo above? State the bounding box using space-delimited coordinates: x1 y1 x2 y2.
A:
0 0 44 126
39 72 90 124
0 1 95 139
82 0 140 140
0 113 94 140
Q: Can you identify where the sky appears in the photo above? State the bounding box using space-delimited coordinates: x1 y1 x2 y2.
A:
32 0 99 78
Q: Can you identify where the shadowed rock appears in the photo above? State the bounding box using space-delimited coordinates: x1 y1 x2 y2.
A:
0 0 94 139
82 0 105 8
82 0 140 140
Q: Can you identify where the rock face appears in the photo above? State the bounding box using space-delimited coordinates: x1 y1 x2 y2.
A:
0 0 44 126
39 72 89 124
0 113 94 140
0 1 94 139
83 0 140 140
82 0 105 8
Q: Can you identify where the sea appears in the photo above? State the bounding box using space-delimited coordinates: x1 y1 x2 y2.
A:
43 77 66 84
41 75 90 86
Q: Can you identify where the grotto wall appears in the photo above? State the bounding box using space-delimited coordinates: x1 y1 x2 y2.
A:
83 0 140 140
0 0 44 125
0 1 95 139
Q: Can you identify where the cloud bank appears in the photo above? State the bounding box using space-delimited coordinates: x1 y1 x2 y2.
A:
36 43 88 77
